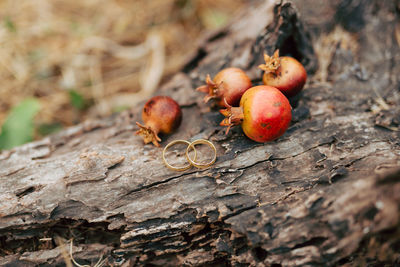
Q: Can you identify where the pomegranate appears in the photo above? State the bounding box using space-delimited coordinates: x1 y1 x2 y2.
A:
196 67 252 107
258 50 307 98
220 85 292 142
136 96 182 147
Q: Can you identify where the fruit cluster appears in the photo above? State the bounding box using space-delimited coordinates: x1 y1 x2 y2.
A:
198 50 306 142
135 50 306 146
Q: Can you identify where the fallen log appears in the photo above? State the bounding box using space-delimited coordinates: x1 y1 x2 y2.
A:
1 0 400 266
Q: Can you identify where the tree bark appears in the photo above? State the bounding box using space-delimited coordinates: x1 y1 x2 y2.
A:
1 0 400 266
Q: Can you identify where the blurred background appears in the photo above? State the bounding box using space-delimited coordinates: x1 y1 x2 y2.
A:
0 0 247 149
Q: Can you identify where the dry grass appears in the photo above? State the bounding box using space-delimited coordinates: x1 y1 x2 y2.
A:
0 0 246 138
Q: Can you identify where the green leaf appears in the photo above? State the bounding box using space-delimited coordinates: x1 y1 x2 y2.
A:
0 99 40 150
69 89 85 110
37 122 62 136
4 16 17 33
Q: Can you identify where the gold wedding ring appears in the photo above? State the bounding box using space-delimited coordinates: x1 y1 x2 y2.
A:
163 140 197 171
186 139 216 169
163 139 217 171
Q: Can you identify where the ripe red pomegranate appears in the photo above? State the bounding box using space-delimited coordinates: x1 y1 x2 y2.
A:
197 67 252 107
259 50 307 98
220 85 292 142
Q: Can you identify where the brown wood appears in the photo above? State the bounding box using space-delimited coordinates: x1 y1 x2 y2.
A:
1 0 400 266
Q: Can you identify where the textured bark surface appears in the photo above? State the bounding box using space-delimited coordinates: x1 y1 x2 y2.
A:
1 0 400 266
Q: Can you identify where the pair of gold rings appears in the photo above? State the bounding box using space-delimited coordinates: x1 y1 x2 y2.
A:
162 139 217 171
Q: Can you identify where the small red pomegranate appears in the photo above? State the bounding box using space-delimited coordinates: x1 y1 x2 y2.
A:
258 50 307 98
220 85 292 142
136 96 182 147
196 67 252 107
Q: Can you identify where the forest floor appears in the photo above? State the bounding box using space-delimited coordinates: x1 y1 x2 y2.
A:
0 0 246 143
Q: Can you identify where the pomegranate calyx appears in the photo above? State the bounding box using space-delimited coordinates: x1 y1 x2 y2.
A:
258 49 281 74
135 122 162 147
219 101 244 134
196 74 224 103
196 85 209 93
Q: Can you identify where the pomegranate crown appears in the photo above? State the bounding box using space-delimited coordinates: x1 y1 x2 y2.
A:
258 49 281 73
135 122 162 147
219 98 244 135
196 74 224 103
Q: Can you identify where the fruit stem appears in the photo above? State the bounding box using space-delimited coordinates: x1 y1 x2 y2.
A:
196 74 223 103
135 122 162 147
219 102 244 134
258 49 281 74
